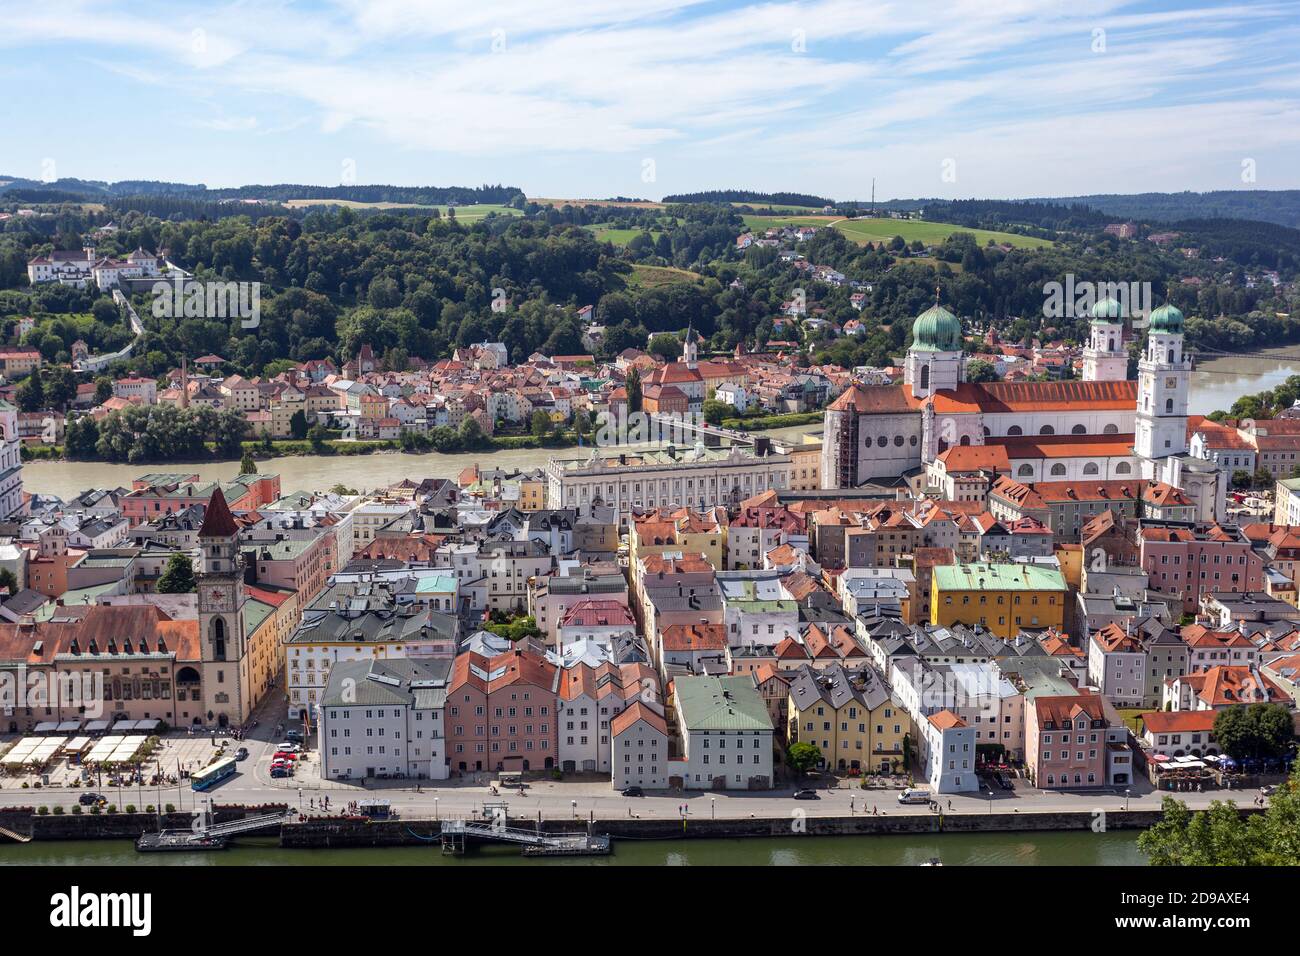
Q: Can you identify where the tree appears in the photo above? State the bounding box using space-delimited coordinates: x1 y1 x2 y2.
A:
787 741 823 775
0 568 17 597
239 452 258 474
1138 765 1300 865
156 554 196 594
289 410 309 440
15 369 44 412
62 415 99 459
1213 703 1294 762
625 366 643 413
307 423 330 453
530 409 552 439
965 359 999 383
1232 469 1253 490
43 366 77 409
647 333 681 362
702 399 735 426
94 376 113 404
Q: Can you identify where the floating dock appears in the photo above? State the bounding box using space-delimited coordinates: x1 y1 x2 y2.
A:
135 810 288 853
440 819 611 857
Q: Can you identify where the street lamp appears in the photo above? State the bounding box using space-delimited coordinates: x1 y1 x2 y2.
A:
434 797 439 821
1125 789 1131 811
710 797 716 819
571 799 577 820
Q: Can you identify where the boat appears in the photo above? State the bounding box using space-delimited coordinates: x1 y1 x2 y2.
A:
135 831 228 852
920 857 943 866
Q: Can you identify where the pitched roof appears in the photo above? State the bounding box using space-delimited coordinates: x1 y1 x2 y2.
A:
198 487 238 538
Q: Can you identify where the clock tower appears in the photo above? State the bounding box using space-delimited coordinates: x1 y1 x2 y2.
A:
197 487 248 727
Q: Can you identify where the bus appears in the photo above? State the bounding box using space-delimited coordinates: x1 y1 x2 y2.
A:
191 756 238 792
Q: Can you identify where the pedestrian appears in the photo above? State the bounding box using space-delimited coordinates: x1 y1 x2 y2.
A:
947 799 952 811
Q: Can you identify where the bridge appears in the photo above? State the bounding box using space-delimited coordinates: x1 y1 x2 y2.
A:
439 819 611 856
644 412 757 446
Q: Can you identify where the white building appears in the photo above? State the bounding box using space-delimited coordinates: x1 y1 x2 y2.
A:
669 675 773 790
318 657 450 781
611 702 670 789
0 401 23 518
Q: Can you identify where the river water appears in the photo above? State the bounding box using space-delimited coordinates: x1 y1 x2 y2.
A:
0 830 1144 866
22 349 1300 502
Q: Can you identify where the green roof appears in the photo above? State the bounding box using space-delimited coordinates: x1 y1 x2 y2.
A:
1090 297 1124 323
933 562 1067 593
675 675 772 732
1149 302 1184 333
910 303 962 352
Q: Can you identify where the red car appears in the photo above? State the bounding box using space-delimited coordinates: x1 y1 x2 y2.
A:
273 751 298 760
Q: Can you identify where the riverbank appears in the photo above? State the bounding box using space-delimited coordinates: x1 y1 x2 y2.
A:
0 829 1148 866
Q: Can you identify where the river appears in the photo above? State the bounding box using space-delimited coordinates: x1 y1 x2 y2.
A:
22 348 1300 502
20 424 822 502
0 830 1144 866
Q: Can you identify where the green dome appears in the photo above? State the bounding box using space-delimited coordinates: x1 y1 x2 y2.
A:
1149 302 1184 334
911 303 962 352
1090 296 1124 323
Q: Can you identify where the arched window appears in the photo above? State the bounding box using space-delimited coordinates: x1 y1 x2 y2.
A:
1050 463 1067 477
959 435 971 446
1007 425 1023 436
1167 349 1175 364
1115 461 1132 475
1017 464 1034 477
877 435 888 448
1103 424 1119 434
1071 424 1086 435
1165 399 1174 414
210 617 227 662
1039 425 1055 435
983 427 991 437
893 435 904 447
1083 462 1100 476
919 365 930 390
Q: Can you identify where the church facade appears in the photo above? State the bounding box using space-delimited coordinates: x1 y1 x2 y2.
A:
822 297 1225 522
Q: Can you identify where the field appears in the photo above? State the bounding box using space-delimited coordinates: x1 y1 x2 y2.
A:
625 264 704 288
586 224 653 246
743 214 1051 249
533 197 664 209
284 199 520 220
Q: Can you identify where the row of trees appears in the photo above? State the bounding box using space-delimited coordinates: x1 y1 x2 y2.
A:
63 403 248 463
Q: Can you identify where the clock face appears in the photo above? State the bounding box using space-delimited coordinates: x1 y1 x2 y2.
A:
204 586 232 612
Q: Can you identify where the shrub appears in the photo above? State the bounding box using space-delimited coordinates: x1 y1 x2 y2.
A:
165 803 176 813
36 806 48 815
52 805 64 815
106 805 117 814
70 805 82 815
89 805 101 815
125 804 136 814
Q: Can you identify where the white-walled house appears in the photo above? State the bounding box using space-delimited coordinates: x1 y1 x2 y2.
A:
611 702 670 790
318 657 450 781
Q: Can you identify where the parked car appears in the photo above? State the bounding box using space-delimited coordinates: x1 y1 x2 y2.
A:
284 730 303 743
270 768 291 779
621 786 644 797
793 789 821 800
235 747 249 761
78 792 105 806
273 751 297 760
898 788 932 804
274 743 301 753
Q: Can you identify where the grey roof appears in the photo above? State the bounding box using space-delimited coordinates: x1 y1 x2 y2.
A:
321 657 452 708
788 662 891 713
289 606 458 646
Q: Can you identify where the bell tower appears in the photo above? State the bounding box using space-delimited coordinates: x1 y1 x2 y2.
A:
197 487 247 727
1082 297 1128 382
1136 303 1191 477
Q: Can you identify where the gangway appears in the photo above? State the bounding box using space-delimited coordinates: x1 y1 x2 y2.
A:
439 818 611 856
135 810 289 852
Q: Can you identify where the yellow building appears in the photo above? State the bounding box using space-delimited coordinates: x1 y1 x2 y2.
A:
931 562 1067 640
786 663 910 773
1054 543 1083 591
788 442 823 491
518 474 547 511
627 507 727 580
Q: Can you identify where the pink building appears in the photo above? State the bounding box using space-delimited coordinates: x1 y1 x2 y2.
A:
446 649 559 773
1026 692 1129 789
1140 525 1263 614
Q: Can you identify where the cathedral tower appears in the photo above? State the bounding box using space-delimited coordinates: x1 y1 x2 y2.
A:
1082 296 1129 382
1136 303 1190 477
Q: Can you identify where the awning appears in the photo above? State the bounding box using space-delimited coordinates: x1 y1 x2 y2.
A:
56 720 81 732
84 720 110 732
33 721 59 733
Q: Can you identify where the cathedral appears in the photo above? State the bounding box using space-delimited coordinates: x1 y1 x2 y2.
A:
821 296 1225 522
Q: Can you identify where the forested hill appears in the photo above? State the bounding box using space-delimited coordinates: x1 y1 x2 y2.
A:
0 176 522 207
661 189 833 207
1028 190 1300 230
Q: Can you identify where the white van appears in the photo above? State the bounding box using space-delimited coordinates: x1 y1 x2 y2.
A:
898 788 932 804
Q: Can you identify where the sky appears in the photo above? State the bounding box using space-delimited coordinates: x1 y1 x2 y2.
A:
1 0 1298 201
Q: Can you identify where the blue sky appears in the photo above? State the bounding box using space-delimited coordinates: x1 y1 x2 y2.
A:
1 0 1298 200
